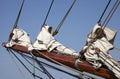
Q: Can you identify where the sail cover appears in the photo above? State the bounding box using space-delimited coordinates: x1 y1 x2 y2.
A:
81 23 120 78
6 27 32 47
28 25 78 57
83 23 117 66
87 23 117 53
83 23 117 67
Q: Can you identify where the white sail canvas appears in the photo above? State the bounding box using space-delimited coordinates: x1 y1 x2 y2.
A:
29 25 78 57
6 28 32 47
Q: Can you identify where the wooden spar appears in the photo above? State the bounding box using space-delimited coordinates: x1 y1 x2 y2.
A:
2 42 117 79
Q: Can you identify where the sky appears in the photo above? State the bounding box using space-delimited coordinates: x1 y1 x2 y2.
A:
0 0 120 79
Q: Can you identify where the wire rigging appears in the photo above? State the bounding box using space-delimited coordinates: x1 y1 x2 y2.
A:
9 50 54 79
8 0 25 42
19 51 55 79
97 0 120 28
95 0 119 37
53 0 76 36
19 52 45 73
32 54 36 79
7 49 43 79
29 52 55 79
42 0 54 27
4 0 120 79
102 0 120 27
12 50 94 79
18 52 83 79
98 0 111 24
14 0 25 28
7 49 26 79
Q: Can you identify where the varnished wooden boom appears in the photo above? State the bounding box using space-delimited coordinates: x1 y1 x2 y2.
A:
2 42 117 79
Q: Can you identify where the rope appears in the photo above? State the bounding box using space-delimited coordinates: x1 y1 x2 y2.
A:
32 54 36 79
95 0 119 38
6 48 54 79
19 52 85 79
42 0 54 27
97 0 111 24
19 52 44 73
19 52 55 79
6 47 96 78
53 0 76 36
35 50 97 79
7 49 26 79
14 0 25 28
100 50 120 70
99 50 120 78
102 0 120 28
8 49 43 79
8 0 25 42
29 52 55 79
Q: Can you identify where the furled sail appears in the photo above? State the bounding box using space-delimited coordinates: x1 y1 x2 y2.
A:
6 27 32 48
28 24 79 57
80 23 120 78
87 23 117 52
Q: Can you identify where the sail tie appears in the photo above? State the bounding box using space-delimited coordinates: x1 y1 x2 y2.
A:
75 59 83 70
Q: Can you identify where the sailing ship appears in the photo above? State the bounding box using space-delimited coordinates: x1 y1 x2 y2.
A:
2 0 120 79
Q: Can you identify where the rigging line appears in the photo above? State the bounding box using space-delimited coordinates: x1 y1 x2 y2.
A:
103 0 120 28
102 0 120 28
18 52 54 79
18 52 46 79
13 50 43 79
39 61 80 78
19 52 83 79
29 52 55 79
8 49 95 79
20 54 82 78
97 0 111 24
19 52 44 73
14 0 25 28
35 50 97 79
39 62 83 79
8 49 43 79
8 0 25 42
100 50 120 71
32 54 36 79
53 0 76 36
37 60 82 79
7 49 26 79
42 0 54 27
